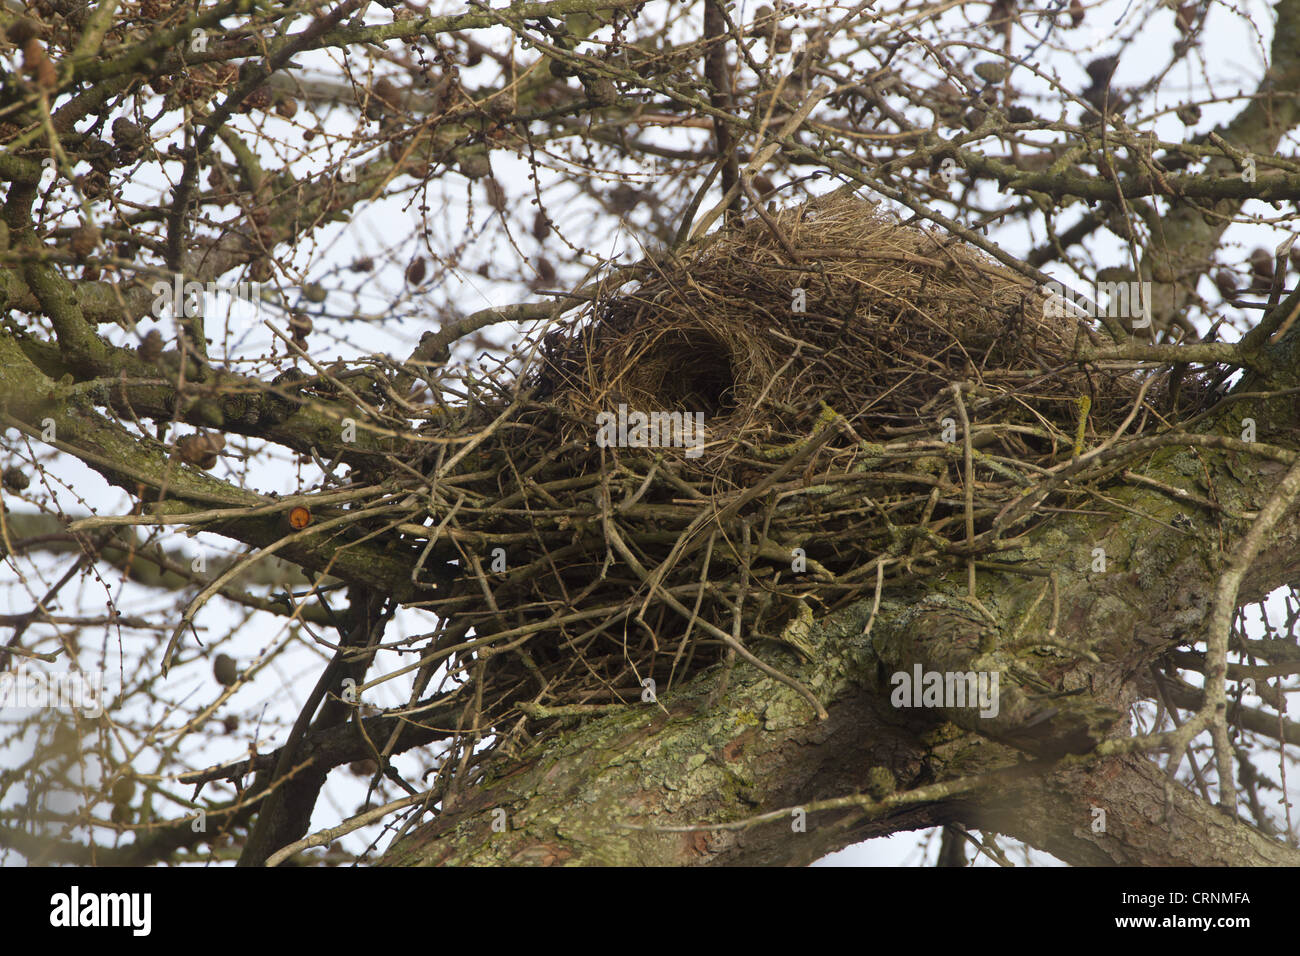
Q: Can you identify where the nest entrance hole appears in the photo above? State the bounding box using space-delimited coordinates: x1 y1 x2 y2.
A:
619 326 740 418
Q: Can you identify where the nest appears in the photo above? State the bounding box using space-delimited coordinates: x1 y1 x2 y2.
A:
405 194 1186 774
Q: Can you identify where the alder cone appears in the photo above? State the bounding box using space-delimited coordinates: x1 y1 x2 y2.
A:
112 118 146 149
242 85 274 112
2 469 31 491
138 329 164 361
77 170 109 199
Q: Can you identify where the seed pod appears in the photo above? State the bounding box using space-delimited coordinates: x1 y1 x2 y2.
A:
1085 56 1119 89
69 223 100 260
1213 269 1238 299
288 313 312 343
459 150 491 180
974 61 1009 83
350 256 375 273
585 76 618 106
1248 247 1274 292
249 258 273 282
488 89 515 119
138 329 164 362
485 177 507 211
929 80 963 121
367 77 401 119
532 211 551 240
176 432 226 469
406 256 427 286
22 37 57 91
222 714 240 733
213 63 238 87
274 95 298 118
110 802 133 825
607 184 640 213
213 653 239 686
4 17 39 45
1067 0 1084 27
111 776 136 805
536 257 556 284
207 164 231 194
